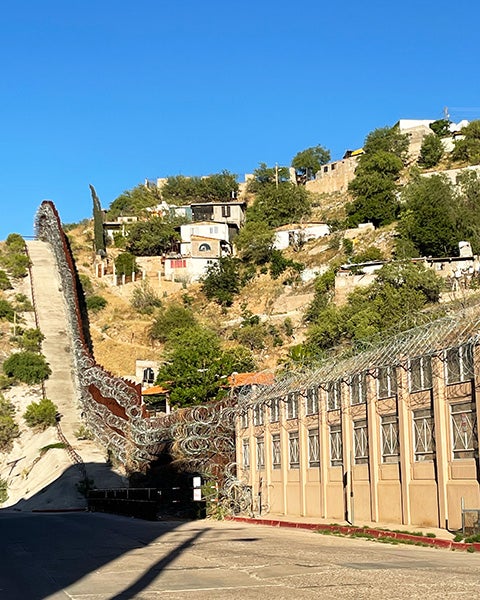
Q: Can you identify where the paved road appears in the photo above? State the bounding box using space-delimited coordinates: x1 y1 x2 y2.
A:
1 512 479 600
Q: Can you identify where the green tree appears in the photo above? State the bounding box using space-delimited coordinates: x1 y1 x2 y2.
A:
347 171 399 227
418 133 444 168
5 233 25 252
291 145 331 182
429 119 451 138
0 299 14 322
23 398 58 430
161 171 239 204
115 252 138 276
148 303 197 342
452 120 480 165
15 328 45 352
0 270 11 291
108 184 161 219
246 162 291 193
90 184 106 257
156 326 253 407
397 174 459 256
234 221 274 264
125 217 180 256
249 183 311 228
363 126 410 161
3 351 51 384
201 256 242 306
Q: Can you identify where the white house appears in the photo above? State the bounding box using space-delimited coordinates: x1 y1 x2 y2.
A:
273 223 330 250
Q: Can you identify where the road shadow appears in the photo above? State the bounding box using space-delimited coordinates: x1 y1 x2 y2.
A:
0 462 210 600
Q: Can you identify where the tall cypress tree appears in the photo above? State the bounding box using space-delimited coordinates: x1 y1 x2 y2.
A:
90 184 106 257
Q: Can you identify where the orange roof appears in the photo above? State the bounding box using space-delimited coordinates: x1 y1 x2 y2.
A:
227 372 274 387
142 385 169 396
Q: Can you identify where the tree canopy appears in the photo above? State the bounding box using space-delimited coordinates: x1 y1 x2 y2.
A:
418 133 444 168
160 171 239 204
234 221 274 265
125 217 181 256
452 120 480 165
248 182 311 228
108 185 161 219
291 145 331 182
246 163 291 193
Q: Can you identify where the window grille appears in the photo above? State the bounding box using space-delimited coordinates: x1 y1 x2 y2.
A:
242 438 250 469
350 372 367 405
272 433 281 469
305 387 319 415
270 398 279 423
308 429 320 467
256 436 265 470
446 345 474 385
240 409 249 429
381 414 400 463
289 431 300 468
330 424 343 466
253 404 264 426
353 419 369 464
451 401 477 459
327 380 341 411
377 366 397 399
413 408 435 461
409 356 432 392
286 392 298 420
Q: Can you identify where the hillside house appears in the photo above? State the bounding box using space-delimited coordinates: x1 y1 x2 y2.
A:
190 201 246 232
273 223 330 250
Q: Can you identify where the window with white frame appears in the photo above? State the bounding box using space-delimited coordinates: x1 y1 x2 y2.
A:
272 433 281 469
270 398 279 423
288 431 300 468
253 403 264 426
329 423 343 466
242 438 250 469
308 429 320 468
286 392 298 420
445 345 474 385
409 356 432 392
327 380 341 411
350 372 367 405
241 409 249 429
413 407 435 461
353 419 369 464
256 436 265 470
381 414 400 463
305 387 319 415
377 366 397 399
451 401 477 459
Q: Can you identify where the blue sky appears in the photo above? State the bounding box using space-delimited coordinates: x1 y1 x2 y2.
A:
1 0 479 239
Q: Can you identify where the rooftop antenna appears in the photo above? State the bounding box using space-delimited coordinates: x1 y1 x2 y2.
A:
443 106 450 120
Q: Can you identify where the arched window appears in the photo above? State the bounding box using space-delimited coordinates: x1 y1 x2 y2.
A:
199 243 211 252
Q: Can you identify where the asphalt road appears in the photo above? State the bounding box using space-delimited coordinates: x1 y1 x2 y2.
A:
1 511 479 600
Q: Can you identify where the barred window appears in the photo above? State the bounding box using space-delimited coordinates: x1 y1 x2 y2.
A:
242 438 250 469
305 387 319 415
272 433 281 469
253 403 264 426
409 356 432 392
381 414 399 463
270 398 279 422
327 380 341 411
413 408 435 461
330 424 343 466
445 345 474 385
377 366 397 399
241 409 249 429
353 419 369 464
308 429 320 468
256 436 265 470
451 401 477 459
286 392 298 420
289 431 300 469
350 372 367 405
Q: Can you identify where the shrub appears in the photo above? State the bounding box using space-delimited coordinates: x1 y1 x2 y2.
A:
0 477 7 503
15 328 45 352
79 274 93 296
0 396 19 451
0 270 12 291
14 293 33 312
86 295 107 312
23 398 58 430
0 299 14 321
149 303 196 342
130 281 162 314
3 351 51 384
5 233 25 252
0 253 30 278
115 252 138 277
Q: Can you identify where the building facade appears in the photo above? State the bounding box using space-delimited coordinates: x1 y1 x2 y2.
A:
236 313 480 530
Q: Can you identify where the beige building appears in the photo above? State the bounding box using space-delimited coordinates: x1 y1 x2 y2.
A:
236 308 480 530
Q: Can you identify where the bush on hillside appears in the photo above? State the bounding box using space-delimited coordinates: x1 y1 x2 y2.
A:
0 395 19 452
14 328 45 352
0 299 15 322
148 303 196 342
3 351 51 384
0 270 12 291
86 295 107 312
23 398 58 430
130 281 162 315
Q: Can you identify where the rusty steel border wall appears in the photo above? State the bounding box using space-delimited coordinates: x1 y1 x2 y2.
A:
33 201 238 484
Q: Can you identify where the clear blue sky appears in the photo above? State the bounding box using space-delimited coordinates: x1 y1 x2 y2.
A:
1 0 479 239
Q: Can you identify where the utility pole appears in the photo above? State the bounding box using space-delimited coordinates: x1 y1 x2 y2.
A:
275 163 279 188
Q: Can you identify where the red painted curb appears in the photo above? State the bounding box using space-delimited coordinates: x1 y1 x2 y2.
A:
227 516 479 552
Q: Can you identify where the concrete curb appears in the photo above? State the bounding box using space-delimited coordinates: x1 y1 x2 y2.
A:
228 516 480 552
